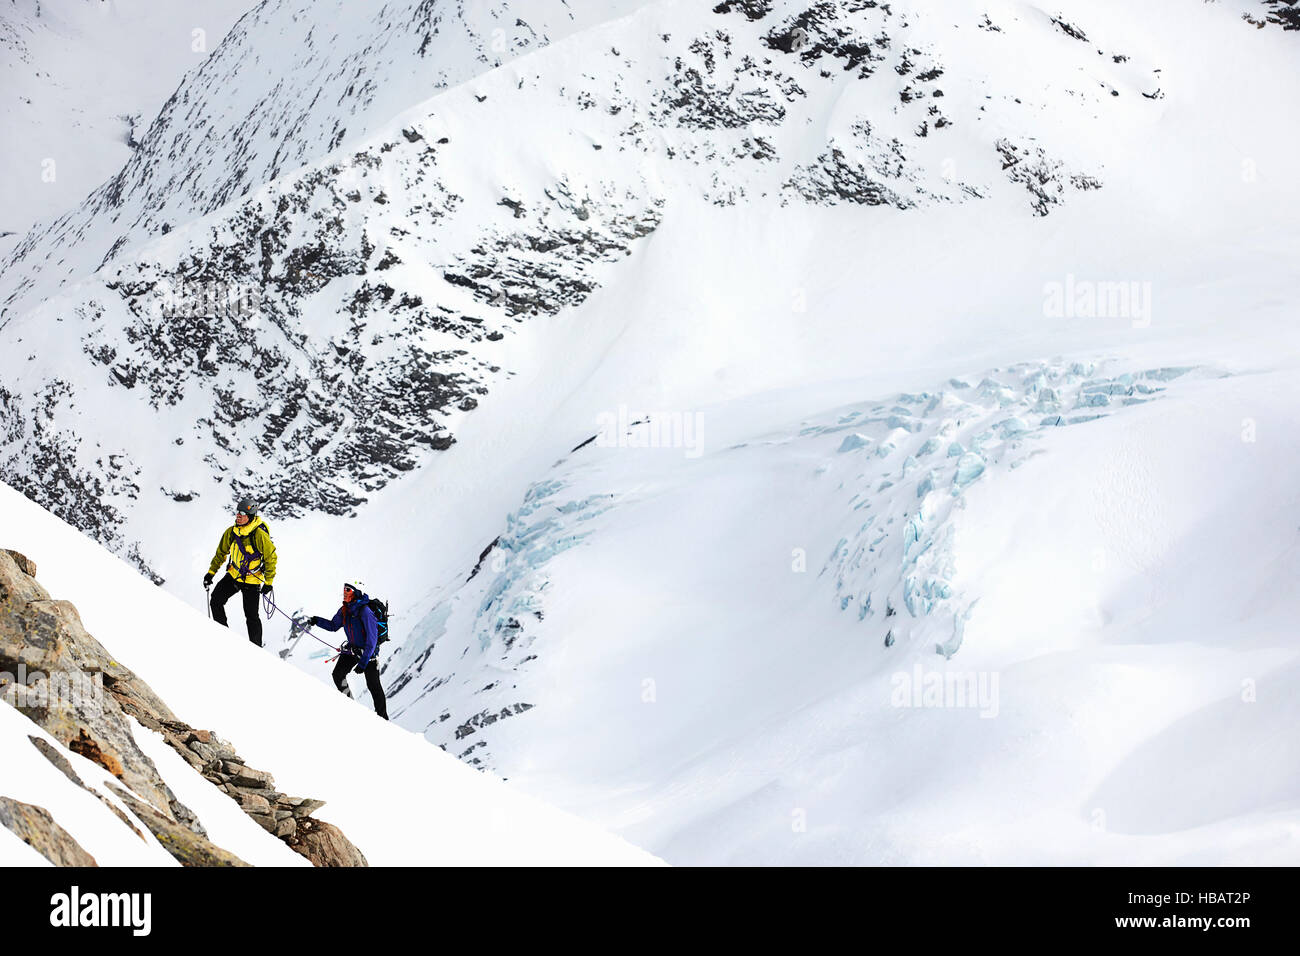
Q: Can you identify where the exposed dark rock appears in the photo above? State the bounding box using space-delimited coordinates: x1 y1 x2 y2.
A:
995 138 1102 216
762 1 891 76
1261 0 1300 30
1050 16 1088 42
454 702 535 741
785 147 912 208
466 536 501 582
655 33 803 130
713 0 773 20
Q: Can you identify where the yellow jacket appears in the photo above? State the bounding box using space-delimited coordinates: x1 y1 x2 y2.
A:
207 516 277 586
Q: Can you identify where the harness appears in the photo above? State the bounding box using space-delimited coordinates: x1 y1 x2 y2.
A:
228 520 267 583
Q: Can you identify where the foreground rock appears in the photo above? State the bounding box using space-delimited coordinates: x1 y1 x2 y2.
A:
0 548 199 825
0 796 98 866
1 548 366 866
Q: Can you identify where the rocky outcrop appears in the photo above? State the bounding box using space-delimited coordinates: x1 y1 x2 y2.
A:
994 138 1102 217
0 548 366 866
116 702 367 866
0 796 98 866
0 549 193 821
1249 1 1300 31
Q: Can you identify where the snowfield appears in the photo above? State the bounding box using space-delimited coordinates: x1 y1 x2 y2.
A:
2 0 1298 865
0 0 258 243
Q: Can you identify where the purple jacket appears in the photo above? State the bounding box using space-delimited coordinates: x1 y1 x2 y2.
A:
312 594 379 669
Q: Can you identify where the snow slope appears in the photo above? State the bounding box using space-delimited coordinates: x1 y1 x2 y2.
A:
0 0 657 310
387 356 1300 865
0 0 258 242
0 479 660 866
9 0 1296 578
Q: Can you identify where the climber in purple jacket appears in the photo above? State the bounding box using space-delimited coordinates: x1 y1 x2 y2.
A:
305 581 387 720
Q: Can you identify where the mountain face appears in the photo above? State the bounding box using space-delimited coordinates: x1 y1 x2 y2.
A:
0 0 1157 577
2 0 1298 864
0 0 259 243
1 0 656 314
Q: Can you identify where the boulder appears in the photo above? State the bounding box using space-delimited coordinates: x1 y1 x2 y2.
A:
291 798 327 817
228 767 274 790
233 790 272 814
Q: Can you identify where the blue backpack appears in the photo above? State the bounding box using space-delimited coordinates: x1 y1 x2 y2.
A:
369 598 390 645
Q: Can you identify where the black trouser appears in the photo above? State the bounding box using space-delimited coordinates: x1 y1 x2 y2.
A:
332 653 388 720
210 573 263 646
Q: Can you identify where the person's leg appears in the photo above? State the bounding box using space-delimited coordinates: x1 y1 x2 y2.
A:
332 654 356 693
239 583 263 646
210 574 239 627
363 662 388 720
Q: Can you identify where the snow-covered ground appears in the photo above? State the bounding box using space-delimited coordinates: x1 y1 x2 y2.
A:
0 480 660 866
0 0 258 242
2 0 1298 865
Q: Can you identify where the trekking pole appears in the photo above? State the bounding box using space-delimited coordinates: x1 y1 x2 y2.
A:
204 581 211 619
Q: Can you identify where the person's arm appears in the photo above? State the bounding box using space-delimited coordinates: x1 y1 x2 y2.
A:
259 526 277 585
354 607 379 670
207 528 233 576
312 608 344 632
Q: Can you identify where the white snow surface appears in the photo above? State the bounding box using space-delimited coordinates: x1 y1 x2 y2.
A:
0 0 258 238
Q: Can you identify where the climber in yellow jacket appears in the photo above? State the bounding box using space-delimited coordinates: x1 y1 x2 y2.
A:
203 498 277 647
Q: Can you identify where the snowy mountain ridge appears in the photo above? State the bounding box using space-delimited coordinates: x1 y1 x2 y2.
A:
0 0 1194 577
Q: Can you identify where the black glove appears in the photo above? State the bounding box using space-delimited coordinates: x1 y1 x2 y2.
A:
353 661 367 674
261 584 274 596
203 572 214 587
